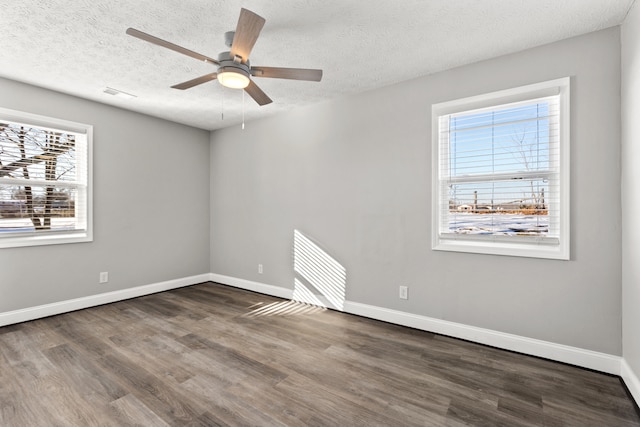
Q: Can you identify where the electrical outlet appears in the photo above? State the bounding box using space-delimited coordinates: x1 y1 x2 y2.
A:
99 272 109 283
399 285 408 300
258 264 263 274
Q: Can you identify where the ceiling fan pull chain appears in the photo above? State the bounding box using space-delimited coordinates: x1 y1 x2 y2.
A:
242 90 245 130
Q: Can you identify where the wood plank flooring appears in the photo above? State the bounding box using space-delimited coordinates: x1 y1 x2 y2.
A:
1 282 638 426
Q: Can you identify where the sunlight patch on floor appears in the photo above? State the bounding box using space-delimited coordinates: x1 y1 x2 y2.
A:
243 299 326 317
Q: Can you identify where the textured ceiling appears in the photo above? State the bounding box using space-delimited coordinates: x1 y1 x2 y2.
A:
0 0 635 130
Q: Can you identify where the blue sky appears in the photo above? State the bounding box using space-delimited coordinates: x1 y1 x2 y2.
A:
446 99 556 207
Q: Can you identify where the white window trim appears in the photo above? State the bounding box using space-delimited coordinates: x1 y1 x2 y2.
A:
431 77 570 260
0 107 93 249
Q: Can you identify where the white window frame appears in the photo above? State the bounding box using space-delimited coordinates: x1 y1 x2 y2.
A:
0 107 93 249
431 78 570 260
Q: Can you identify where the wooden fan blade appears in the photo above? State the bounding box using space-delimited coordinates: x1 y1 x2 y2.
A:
229 8 266 64
251 66 323 82
244 80 273 106
171 73 218 90
126 28 219 65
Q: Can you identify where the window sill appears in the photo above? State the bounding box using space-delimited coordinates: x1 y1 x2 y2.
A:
0 231 93 249
433 234 569 260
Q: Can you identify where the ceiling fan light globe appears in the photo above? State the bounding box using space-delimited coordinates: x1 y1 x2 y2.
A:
218 70 250 89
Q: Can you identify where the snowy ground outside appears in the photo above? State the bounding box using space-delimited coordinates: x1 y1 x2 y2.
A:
448 213 548 235
0 217 76 232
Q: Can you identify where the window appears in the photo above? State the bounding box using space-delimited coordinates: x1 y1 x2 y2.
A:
0 107 92 248
432 78 570 260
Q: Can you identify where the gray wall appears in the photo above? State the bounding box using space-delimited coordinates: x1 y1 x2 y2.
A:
622 2 640 382
0 78 211 312
210 28 622 355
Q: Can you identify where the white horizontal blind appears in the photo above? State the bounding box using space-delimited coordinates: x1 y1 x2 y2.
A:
438 95 560 242
0 119 88 237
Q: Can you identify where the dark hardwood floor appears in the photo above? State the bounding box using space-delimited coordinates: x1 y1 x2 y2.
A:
0 282 638 426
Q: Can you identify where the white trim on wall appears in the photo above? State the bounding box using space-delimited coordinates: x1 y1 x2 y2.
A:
343 301 620 375
622 359 640 405
208 274 623 376
431 78 571 260
209 273 293 300
0 274 210 327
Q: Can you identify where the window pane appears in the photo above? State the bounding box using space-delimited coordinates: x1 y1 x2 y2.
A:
448 102 555 177
447 179 552 236
0 123 77 183
441 98 560 238
0 185 80 233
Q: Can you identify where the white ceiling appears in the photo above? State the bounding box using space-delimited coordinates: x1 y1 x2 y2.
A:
0 0 635 131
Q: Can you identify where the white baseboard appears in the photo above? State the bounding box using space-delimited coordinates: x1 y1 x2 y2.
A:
622 359 640 406
0 273 210 327
210 274 622 376
209 273 293 300
343 301 621 375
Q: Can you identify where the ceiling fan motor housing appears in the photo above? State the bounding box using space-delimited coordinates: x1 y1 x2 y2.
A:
217 51 251 80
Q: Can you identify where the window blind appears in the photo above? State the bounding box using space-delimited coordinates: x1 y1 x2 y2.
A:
0 120 89 237
437 95 561 242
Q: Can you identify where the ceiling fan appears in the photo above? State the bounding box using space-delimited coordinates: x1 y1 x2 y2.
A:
126 8 323 106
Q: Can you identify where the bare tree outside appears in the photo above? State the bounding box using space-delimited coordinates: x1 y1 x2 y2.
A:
0 123 76 231
505 123 547 212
